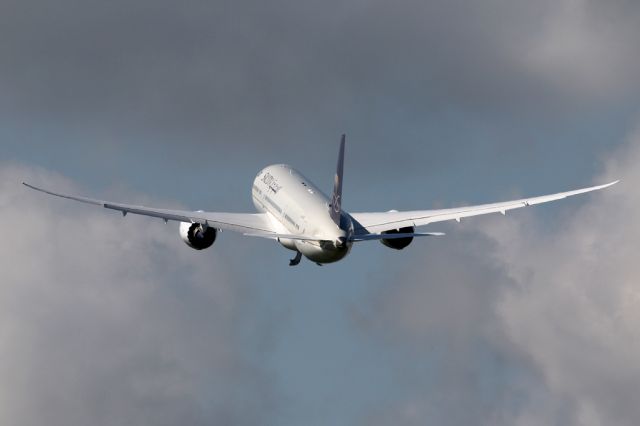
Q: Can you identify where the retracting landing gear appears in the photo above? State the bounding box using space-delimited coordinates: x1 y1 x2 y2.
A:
289 251 302 266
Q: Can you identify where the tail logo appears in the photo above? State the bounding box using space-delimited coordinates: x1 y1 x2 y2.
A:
331 193 341 214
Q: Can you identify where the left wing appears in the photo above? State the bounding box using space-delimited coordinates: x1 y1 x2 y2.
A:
23 182 276 235
350 180 618 234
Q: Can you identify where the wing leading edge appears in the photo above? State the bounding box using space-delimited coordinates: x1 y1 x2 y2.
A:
350 180 618 234
23 182 276 235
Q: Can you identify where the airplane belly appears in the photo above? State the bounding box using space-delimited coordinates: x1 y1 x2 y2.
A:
295 240 351 264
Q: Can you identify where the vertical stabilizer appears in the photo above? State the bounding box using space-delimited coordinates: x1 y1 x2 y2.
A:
330 134 345 226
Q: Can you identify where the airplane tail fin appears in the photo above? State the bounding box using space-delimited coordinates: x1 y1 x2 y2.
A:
330 134 345 226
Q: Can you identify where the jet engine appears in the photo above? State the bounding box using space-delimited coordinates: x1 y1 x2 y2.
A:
179 222 217 250
381 226 414 250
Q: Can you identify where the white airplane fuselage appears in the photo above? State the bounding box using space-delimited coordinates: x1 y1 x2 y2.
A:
251 164 353 263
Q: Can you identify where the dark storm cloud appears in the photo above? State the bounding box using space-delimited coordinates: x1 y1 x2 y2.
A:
2 0 638 151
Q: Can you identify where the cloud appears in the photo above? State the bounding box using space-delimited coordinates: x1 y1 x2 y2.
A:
3 0 638 198
357 123 640 425
0 165 280 426
522 0 640 100
488 127 640 425
2 0 638 150
2 1 639 423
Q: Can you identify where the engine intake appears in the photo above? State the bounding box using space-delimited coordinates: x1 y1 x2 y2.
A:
381 226 414 250
179 222 217 250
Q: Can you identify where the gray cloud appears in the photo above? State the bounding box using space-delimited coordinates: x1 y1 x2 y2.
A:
0 166 281 426
2 0 638 208
521 0 640 100
2 0 638 150
356 123 640 425
2 1 640 423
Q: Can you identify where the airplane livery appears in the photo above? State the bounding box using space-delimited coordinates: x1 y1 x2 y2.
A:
24 135 618 266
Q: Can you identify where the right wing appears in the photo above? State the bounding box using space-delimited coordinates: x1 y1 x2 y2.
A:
23 182 276 235
350 180 618 234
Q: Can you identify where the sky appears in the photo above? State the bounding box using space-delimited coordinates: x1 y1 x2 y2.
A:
1 0 639 424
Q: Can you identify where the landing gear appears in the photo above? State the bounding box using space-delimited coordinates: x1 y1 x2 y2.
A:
289 251 302 266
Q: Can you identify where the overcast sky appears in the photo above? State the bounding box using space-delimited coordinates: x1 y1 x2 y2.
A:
1 0 639 425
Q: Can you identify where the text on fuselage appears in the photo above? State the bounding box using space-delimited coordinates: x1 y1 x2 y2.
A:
262 172 282 194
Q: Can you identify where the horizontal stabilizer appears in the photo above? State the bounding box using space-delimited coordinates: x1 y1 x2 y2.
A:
243 232 332 242
350 232 445 242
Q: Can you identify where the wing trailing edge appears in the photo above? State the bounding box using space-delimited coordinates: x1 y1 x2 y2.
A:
23 182 275 234
350 180 619 234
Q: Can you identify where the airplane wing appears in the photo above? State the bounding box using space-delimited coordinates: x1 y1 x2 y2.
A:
23 182 276 235
350 180 618 234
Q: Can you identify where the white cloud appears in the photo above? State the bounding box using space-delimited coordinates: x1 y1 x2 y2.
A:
487 126 640 425
358 124 640 425
0 165 278 426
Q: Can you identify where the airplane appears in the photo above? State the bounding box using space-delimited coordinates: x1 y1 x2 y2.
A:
23 135 618 266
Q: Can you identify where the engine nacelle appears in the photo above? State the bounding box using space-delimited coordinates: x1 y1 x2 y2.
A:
381 226 414 250
179 222 217 250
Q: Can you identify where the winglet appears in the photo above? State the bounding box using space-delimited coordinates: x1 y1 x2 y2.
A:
330 134 345 226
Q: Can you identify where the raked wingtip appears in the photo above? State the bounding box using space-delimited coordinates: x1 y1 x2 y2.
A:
22 182 41 191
